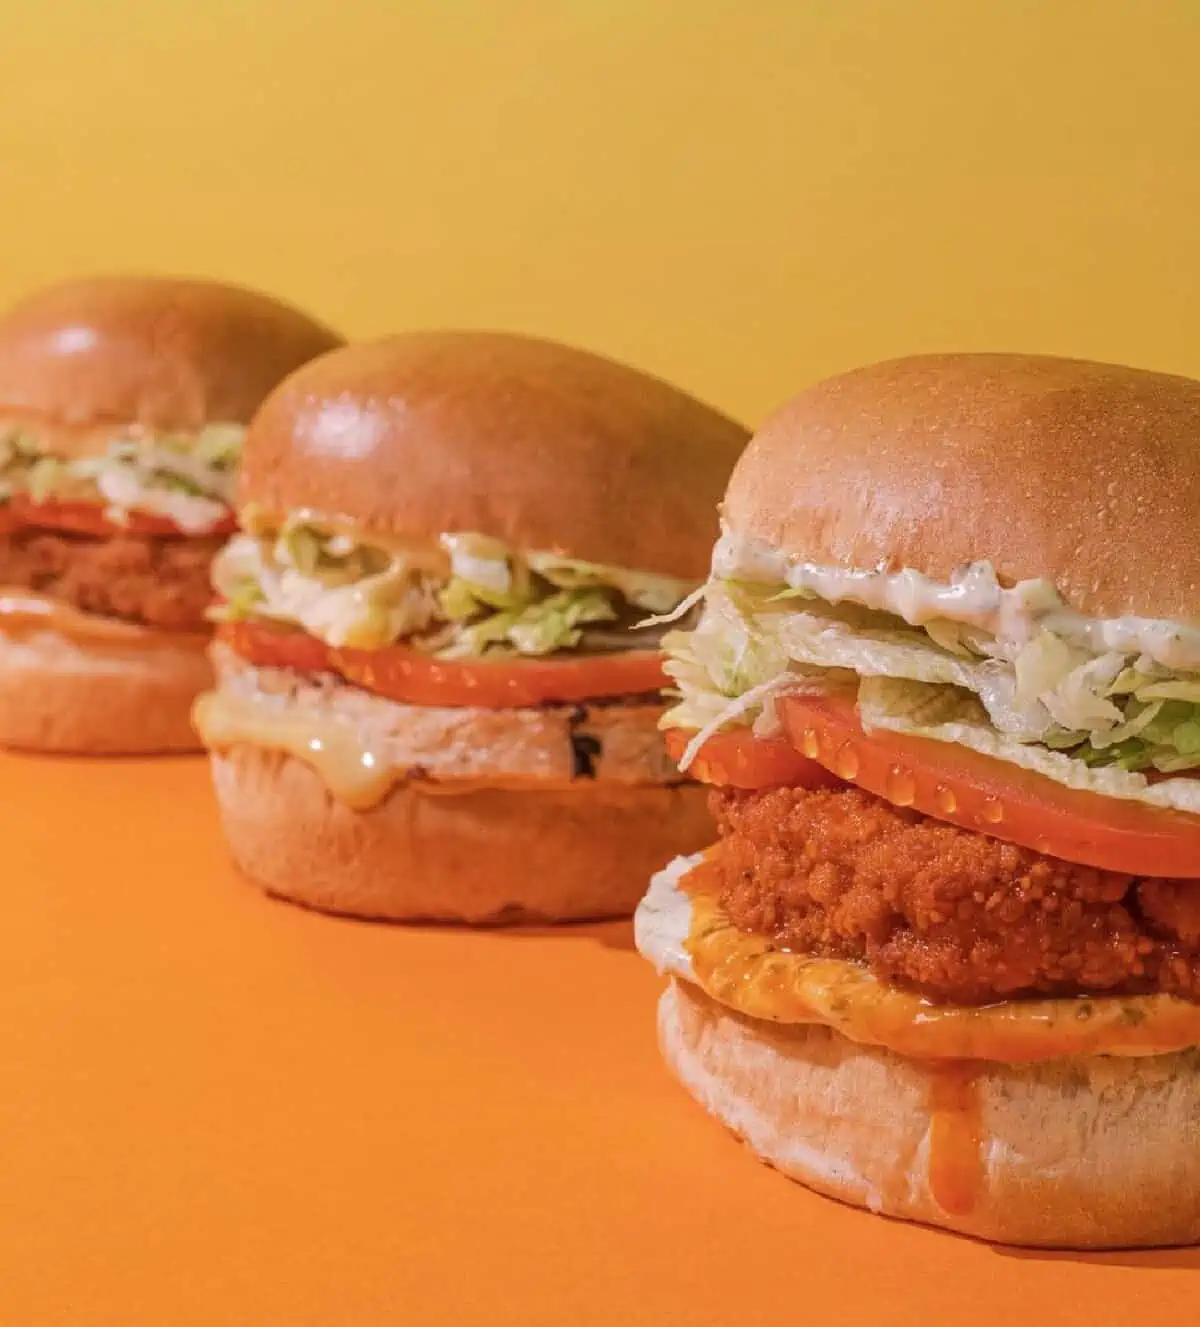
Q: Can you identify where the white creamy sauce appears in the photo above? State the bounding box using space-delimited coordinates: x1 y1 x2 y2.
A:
633 853 700 980
713 529 1200 672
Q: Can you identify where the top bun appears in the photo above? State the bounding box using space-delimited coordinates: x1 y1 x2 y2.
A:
723 353 1200 624
239 332 750 579
0 276 342 435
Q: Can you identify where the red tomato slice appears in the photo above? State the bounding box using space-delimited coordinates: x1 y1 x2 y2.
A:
221 620 669 708
665 726 843 790
778 691 1200 879
333 643 666 708
219 621 335 675
8 496 236 538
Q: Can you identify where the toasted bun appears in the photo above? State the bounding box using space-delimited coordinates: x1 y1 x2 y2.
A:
0 276 341 437
0 627 212 753
660 978 1200 1248
725 353 1200 623
239 332 749 579
209 744 713 923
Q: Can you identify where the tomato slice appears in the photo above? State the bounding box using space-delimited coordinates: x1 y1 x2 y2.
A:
220 620 335 675
220 620 669 708
7 496 236 538
665 726 843 790
333 643 666 708
778 691 1200 879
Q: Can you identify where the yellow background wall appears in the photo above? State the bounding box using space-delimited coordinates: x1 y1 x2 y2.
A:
0 0 1196 425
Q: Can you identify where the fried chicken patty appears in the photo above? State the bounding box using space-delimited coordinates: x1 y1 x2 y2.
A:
710 784 1200 1005
0 528 220 630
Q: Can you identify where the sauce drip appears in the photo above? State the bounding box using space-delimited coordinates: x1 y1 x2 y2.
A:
926 1063 983 1216
193 691 396 810
680 853 1200 1062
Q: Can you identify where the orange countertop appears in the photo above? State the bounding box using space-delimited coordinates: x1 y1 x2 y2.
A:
0 751 1196 1325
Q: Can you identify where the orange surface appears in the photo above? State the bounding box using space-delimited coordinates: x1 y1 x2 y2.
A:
1 752 1197 1325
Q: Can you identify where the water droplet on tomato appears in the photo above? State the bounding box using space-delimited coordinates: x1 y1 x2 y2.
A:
935 784 957 816
886 764 916 806
802 729 820 760
981 796 1003 824
835 741 859 780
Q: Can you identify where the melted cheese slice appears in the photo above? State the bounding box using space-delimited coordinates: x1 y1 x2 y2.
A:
193 689 396 810
634 853 1200 1062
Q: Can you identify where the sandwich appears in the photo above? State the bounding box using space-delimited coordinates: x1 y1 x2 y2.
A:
635 353 1200 1247
194 331 749 922
0 275 341 752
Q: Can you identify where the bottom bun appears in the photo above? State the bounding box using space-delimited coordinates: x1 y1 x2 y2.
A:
210 744 714 923
659 977 1200 1248
0 627 212 754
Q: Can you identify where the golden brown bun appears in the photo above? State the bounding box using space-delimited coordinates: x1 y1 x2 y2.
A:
725 353 1200 622
240 332 750 579
0 276 342 437
660 978 1200 1248
0 627 212 753
209 744 714 923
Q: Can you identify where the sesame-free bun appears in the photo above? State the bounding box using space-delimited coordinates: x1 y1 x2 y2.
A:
209 744 714 923
239 332 750 579
0 626 212 753
660 978 1200 1249
0 276 342 440
725 354 1200 623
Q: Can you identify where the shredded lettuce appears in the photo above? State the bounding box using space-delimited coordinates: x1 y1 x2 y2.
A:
26 457 69 503
212 530 437 649
857 676 1200 816
0 431 43 502
438 533 533 616
212 518 695 659
1004 629 1200 772
440 588 617 658
526 551 685 613
664 576 1200 785
0 423 242 532
660 582 794 731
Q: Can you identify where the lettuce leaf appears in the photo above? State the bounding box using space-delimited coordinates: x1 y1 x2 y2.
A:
660 582 794 731
663 577 1200 777
857 676 1200 815
212 532 436 649
526 551 686 613
0 423 243 532
26 457 69 502
0 432 41 503
441 589 616 658
212 520 692 658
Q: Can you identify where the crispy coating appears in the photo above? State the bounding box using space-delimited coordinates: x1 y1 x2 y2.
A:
711 785 1200 1005
0 528 219 630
